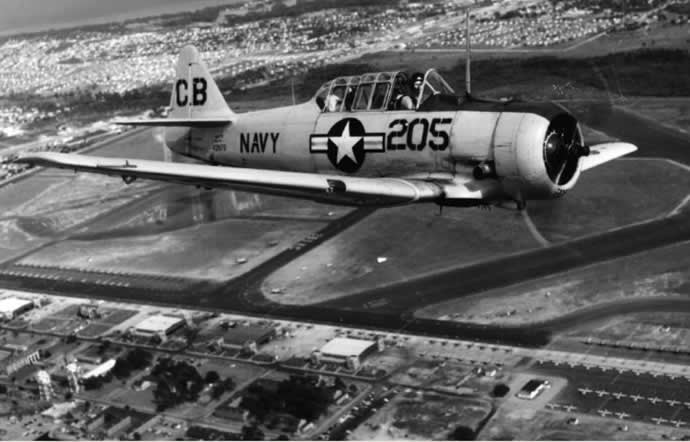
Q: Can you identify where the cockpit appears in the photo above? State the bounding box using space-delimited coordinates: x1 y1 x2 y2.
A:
313 69 456 113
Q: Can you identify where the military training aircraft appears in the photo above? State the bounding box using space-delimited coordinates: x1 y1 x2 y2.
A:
18 18 637 210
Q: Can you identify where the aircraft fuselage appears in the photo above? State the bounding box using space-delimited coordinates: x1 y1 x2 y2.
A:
168 101 510 177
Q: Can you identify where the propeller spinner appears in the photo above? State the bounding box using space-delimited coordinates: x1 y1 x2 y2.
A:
543 117 590 186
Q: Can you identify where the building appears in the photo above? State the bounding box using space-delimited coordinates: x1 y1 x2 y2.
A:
0 297 33 320
3 349 40 375
213 324 276 354
65 362 82 394
516 379 550 400
131 314 185 341
212 395 249 422
313 337 377 368
36 370 55 401
82 359 116 380
78 304 100 319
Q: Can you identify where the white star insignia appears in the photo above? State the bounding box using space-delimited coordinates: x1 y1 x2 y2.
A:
329 122 361 165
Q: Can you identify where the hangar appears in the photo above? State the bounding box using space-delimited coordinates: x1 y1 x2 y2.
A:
209 324 277 353
0 297 34 320
313 337 377 369
132 314 185 339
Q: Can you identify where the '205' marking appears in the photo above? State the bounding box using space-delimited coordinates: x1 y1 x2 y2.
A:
387 117 452 151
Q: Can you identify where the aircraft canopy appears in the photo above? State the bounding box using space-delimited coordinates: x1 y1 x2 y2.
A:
314 69 455 112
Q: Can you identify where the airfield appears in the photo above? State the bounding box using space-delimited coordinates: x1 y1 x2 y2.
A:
0 92 689 442
0 98 688 349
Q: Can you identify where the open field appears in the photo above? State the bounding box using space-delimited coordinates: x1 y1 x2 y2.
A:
480 408 688 441
616 97 690 136
1 125 348 279
263 157 689 306
0 128 163 260
563 23 690 58
528 158 690 242
262 203 540 305
75 186 348 239
564 311 690 349
348 390 493 440
19 217 326 280
416 240 690 327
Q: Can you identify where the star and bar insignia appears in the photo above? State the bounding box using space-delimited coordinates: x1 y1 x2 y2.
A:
309 118 385 173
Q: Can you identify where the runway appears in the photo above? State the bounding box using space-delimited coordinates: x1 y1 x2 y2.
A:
0 103 688 347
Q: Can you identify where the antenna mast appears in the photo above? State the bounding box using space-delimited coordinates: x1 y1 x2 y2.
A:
188 63 193 118
291 78 296 105
465 8 471 97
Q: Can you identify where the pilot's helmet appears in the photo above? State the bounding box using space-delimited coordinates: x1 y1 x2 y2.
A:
411 72 424 88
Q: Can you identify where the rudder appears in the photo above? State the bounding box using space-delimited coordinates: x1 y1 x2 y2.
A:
170 45 234 121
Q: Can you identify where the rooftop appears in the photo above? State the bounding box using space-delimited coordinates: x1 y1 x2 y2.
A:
0 297 33 314
220 324 276 347
134 314 184 334
82 359 116 379
320 337 375 358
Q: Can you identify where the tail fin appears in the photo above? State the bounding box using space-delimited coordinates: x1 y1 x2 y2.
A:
116 45 235 127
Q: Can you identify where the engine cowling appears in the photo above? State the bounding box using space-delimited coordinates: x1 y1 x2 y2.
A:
492 111 587 201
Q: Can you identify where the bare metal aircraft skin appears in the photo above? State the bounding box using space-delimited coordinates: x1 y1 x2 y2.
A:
19 45 636 209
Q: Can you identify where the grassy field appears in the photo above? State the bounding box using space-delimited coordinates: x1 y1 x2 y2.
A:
349 390 493 440
480 408 688 441
2 124 349 279
262 157 689 306
563 311 690 348
528 158 690 242
263 203 540 305
20 217 325 280
415 240 690 327
0 129 162 261
616 97 690 135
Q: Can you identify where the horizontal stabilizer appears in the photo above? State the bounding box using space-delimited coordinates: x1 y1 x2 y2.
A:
580 142 637 171
114 117 233 128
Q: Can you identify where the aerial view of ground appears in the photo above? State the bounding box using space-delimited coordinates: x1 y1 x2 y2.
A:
349 390 492 440
262 156 690 305
563 311 690 349
0 129 162 261
527 157 690 242
19 217 326 280
415 240 690 326
1 123 350 279
262 203 540 305
481 408 688 441
0 1 688 441
616 97 690 135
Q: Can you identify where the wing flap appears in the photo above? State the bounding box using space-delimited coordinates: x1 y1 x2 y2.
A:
580 142 637 171
16 152 443 206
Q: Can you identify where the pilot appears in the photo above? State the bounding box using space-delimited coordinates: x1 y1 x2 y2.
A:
392 87 415 110
410 72 424 103
325 93 341 112
325 87 345 112
390 73 415 110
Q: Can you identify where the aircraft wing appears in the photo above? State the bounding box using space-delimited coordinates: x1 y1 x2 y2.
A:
16 152 452 207
580 142 637 171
